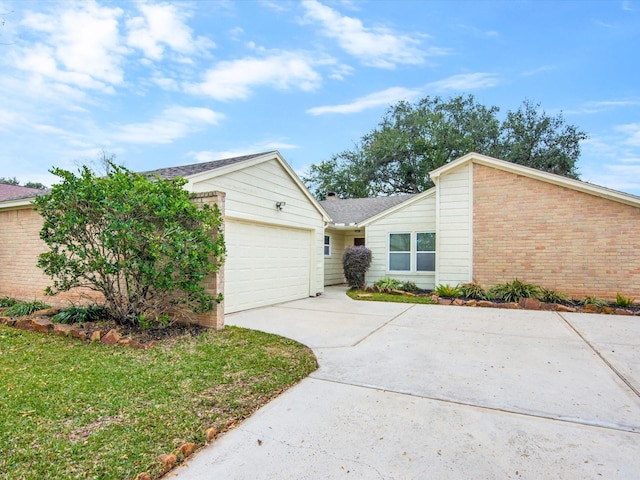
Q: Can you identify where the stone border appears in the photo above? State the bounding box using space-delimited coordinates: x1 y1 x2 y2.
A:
0 310 154 349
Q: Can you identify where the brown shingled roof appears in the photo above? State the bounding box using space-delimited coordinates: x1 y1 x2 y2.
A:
0 184 46 201
320 194 416 225
139 151 276 180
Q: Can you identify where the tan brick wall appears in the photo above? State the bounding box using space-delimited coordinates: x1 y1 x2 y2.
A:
472 163 640 301
0 191 226 328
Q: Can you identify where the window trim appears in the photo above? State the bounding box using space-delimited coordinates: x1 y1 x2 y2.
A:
324 234 331 256
387 231 436 273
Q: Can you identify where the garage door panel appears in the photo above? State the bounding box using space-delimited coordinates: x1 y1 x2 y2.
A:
224 220 311 313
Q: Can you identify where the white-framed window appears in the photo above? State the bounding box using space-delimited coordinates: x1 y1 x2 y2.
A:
324 235 331 256
389 233 411 271
388 232 436 272
416 232 436 272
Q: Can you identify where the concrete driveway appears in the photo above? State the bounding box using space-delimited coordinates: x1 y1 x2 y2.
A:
170 287 640 479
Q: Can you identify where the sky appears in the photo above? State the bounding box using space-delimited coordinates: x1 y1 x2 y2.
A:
1 0 639 195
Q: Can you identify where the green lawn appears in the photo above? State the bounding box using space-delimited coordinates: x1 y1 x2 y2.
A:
347 289 437 304
0 325 317 479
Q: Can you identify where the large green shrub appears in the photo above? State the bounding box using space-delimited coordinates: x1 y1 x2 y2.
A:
34 164 225 327
342 246 372 289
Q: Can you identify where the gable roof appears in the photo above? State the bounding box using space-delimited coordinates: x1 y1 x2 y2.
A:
431 152 640 208
321 194 416 226
139 152 273 180
0 184 45 201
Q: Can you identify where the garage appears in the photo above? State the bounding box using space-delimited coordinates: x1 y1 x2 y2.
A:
224 219 312 313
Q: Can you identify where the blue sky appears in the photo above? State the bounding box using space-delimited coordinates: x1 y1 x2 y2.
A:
1 0 639 194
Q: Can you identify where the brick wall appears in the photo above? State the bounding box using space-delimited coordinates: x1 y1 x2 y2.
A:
472 163 640 300
0 191 226 328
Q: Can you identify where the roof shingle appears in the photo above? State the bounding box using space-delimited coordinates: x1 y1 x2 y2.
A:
320 194 416 225
0 184 46 201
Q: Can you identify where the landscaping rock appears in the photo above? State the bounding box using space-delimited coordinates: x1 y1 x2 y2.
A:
129 340 147 349
14 318 34 331
90 330 103 342
135 473 151 480
390 289 405 295
118 338 132 346
465 299 477 307
452 299 465 306
430 295 439 302
476 300 495 308
31 318 54 333
158 453 176 472
404 292 416 297
541 303 558 311
100 329 121 345
614 308 633 316
32 308 60 317
601 306 614 315
0 316 15 326
357 294 373 298
206 427 218 442
71 329 87 340
179 442 196 457
495 302 519 309
437 298 452 305
53 324 75 336
556 304 576 313
518 297 542 310
582 304 600 313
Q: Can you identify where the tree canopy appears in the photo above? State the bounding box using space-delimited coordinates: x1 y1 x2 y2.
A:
34 165 225 326
303 95 588 199
0 176 46 189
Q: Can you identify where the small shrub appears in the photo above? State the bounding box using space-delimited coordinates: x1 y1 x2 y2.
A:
539 288 570 304
487 279 541 303
374 277 401 291
582 296 608 307
4 300 51 317
459 281 487 300
0 296 17 308
614 293 634 308
398 281 419 293
435 284 461 298
342 246 372 289
52 305 111 324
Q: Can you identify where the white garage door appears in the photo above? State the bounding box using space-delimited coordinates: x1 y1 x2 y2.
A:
224 220 311 313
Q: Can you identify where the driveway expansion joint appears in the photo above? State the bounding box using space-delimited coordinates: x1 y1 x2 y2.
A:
351 304 416 347
557 312 640 399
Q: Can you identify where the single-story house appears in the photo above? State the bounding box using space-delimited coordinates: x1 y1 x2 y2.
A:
0 151 329 327
1 150 639 328
321 152 640 301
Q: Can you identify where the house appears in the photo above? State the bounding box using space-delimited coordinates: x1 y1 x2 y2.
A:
322 152 640 301
0 152 329 326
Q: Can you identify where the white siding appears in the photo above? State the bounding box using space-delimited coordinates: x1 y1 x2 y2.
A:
191 158 325 309
324 231 346 285
366 194 437 290
436 162 473 286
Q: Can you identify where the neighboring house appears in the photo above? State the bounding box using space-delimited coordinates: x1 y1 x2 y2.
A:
322 152 640 301
0 152 329 322
0 183 45 201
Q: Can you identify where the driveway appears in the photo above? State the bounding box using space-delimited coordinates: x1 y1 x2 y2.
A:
170 287 640 479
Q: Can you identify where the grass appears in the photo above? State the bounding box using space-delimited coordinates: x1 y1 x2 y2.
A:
347 289 437 305
0 325 317 479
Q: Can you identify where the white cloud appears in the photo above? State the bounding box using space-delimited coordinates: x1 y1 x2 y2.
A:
19 1 126 89
307 86 421 115
185 52 323 100
111 106 224 144
126 2 214 61
616 123 640 146
188 141 299 163
301 0 441 69
521 65 555 76
425 72 499 92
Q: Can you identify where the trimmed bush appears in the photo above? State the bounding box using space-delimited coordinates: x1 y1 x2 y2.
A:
342 246 372 289
399 281 419 293
374 277 401 291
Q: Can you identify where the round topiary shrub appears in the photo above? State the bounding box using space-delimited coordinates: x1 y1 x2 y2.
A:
342 246 372 289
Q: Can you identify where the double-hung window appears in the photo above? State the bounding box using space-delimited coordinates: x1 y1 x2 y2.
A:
324 235 331 256
388 232 436 272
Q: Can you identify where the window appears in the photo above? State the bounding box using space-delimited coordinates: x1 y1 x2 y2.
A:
324 235 331 256
389 233 411 271
388 232 436 272
416 232 436 272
